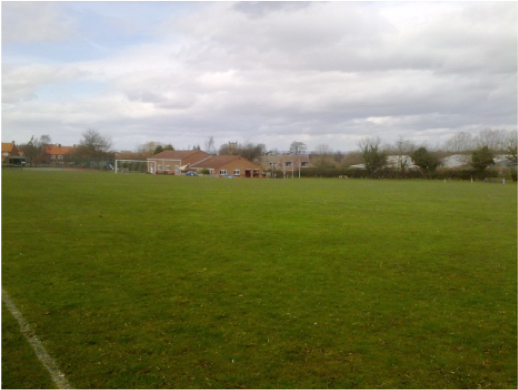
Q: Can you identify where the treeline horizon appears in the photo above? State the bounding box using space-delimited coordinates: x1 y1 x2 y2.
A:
13 128 517 172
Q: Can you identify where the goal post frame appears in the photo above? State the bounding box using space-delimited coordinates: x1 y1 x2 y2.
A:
114 159 150 174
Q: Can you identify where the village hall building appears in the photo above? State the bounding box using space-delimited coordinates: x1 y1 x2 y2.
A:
147 150 263 178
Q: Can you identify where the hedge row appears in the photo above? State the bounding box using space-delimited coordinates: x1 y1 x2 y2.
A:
269 167 516 181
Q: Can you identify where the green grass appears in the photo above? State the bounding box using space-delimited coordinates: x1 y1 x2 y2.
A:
2 170 517 388
2 303 56 389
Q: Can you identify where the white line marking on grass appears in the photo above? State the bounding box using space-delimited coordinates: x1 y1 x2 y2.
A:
2 289 72 389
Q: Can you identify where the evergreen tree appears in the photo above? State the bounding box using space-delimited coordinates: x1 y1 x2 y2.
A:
411 147 440 175
359 137 387 174
470 146 495 172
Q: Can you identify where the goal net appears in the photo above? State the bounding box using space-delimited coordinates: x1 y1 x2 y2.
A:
114 160 149 174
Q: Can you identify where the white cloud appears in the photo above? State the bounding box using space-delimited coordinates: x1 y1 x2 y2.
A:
2 64 88 103
2 2 516 151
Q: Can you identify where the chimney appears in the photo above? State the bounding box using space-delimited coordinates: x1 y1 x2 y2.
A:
12 141 15 145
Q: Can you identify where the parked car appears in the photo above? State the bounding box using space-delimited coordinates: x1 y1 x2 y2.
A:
221 174 235 179
185 171 199 176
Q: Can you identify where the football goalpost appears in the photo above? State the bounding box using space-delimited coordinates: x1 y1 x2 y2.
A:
114 160 149 174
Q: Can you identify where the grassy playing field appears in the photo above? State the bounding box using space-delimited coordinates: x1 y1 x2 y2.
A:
2 170 516 389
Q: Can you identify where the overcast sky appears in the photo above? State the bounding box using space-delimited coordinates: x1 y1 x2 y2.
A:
2 1 516 152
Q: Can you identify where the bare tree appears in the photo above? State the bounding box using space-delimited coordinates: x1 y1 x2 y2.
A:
506 131 517 167
474 129 509 151
219 142 239 155
19 136 39 167
314 144 332 167
19 134 52 165
289 141 307 155
139 142 163 155
39 134 52 146
332 150 344 164
507 130 517 150
393 136 417 173
73 129 112 168
444 132 474 153
80 129 112 152
219 142 265 162
38 135 52 164
340 151 363 168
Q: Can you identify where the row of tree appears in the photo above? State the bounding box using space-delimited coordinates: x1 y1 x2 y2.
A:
19 134 52 167
18 128 516 176
357 135 515 176
19 129 113 168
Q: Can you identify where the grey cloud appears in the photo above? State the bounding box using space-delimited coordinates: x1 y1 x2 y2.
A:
175 2 515 75
2 2 516 152
2 2 75 43
232 1 311 19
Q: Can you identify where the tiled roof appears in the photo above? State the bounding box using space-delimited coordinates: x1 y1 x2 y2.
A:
44 145 74 155
190 155 242 169
149 150 202 159
2 143 15 153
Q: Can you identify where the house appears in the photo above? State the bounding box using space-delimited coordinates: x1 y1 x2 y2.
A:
385 155 419 170
440 154 471 169
2 142 20 164
260 154 311 175
190 155 263 178
439 154 516 170
349 155 419 170
44 144 75 163
147 150 211 174
494 154 515 168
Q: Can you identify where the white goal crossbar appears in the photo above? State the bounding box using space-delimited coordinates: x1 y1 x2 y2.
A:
114 160 149 174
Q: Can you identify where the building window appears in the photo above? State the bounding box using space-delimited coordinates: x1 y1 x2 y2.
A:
285 161 292 166
220 170 227 175
158 164 162 171
175 165 179 172
58 155 63 160
301 162 308 167
233 170 240 175
2 152 8 156
166 165 170 171
51 155 56 160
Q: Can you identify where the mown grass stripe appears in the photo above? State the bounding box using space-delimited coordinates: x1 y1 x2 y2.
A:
2 289 72 389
